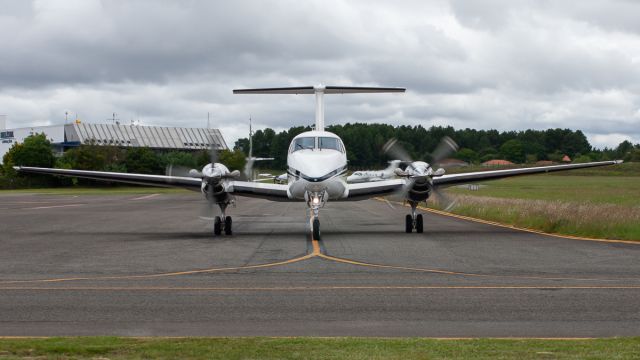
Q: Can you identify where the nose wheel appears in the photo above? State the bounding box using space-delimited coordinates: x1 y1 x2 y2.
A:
405 202 423 233
312 217 321 240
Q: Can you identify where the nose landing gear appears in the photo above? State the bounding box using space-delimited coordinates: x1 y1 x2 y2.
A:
405 201 423 233
307 190 327 241
214 202 233 236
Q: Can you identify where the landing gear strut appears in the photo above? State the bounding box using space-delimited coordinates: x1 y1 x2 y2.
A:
307 191 326 241
405 201 423 233
214 202 232 236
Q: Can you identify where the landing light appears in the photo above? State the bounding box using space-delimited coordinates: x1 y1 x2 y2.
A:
312 196 320 206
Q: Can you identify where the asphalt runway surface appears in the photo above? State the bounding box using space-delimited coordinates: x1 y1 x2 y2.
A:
1 191 639 337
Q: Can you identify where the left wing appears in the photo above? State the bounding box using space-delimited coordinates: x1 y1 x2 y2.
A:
433 160 622 187
15 166 202 190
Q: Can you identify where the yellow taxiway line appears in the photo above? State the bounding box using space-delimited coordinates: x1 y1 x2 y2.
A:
0 253 316 284
318 253 638 282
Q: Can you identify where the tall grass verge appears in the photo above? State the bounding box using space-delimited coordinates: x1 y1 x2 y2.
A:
432 194 640 240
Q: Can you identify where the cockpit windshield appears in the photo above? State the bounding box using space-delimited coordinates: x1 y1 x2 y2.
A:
291 136 345 153
319 137 341 151
293 137 315 151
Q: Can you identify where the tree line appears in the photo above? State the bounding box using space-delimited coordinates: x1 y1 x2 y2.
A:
235 123 640 169
2 125 639 188
1 134 246 189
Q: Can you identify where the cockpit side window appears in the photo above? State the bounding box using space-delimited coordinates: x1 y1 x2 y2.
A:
319 137 342 152
292 137 315 152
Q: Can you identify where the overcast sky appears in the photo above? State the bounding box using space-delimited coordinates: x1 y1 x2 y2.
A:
1 0 639 149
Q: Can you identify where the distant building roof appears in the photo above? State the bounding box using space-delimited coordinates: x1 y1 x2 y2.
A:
562 155 571 162
64 123 227 150
482 159 514 166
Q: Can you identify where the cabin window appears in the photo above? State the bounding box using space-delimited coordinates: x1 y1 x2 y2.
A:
293 137 315 152
319 137 342 152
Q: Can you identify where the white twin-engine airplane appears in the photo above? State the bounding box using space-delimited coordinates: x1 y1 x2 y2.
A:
17 85 622 239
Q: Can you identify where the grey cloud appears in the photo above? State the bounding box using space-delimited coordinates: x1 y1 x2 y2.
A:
0 0 639 148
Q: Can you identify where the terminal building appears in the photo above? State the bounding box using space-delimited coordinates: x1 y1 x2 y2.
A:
0 118 228 164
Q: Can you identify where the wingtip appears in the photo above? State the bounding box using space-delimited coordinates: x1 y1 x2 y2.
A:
615 160 624 164
12 166 21 171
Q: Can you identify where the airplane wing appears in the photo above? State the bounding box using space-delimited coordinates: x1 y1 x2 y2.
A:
432 160 623 187
225 180 292 201
345 179 406 200
14 166 202 190
15 166 293 201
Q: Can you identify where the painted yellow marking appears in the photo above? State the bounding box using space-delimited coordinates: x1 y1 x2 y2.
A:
312 239 321 255
1 285 640 291
0 254 316 284
319 253 639 282
131 193 160 201
24 204 85 210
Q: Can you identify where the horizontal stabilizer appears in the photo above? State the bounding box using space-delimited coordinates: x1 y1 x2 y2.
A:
233 86 405 94
233 84 406 132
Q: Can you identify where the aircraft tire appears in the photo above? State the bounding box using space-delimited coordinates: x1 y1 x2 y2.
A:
312 218 321 240
224 216 232 235
416 214 424 233
405 214 413 233
214 216 222 235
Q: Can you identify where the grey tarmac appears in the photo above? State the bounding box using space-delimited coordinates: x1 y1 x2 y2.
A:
0 191 639 337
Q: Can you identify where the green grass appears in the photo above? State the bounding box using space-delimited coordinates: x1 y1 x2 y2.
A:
0 186 190 195
437 174 640 240
0 337 639 359
445 161 640 176
448 175 640 206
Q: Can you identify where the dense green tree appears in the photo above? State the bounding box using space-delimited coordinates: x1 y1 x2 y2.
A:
500 139 525 163
124 147 161 174
3 133 55 168
160 151 198 169
218 149 247 172
455 148 478 163
2 134 56 188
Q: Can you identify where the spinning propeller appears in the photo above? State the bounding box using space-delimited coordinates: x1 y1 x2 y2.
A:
382 136 459 211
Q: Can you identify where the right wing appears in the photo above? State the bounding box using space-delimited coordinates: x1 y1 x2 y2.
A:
344 179 406 201
225 180 292 202
14 166 202 190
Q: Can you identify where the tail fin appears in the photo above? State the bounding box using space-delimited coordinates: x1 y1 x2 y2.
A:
233 85 405 131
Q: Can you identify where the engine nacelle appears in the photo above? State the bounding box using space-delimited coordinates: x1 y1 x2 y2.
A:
408 177 432 202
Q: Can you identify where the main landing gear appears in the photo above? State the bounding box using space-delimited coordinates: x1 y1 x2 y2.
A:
213 202 232 236
405 201 423 233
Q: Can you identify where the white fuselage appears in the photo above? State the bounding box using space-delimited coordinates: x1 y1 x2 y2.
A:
285 130 349 200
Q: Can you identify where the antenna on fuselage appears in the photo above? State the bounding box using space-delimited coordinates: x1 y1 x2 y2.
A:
233 85 405 132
